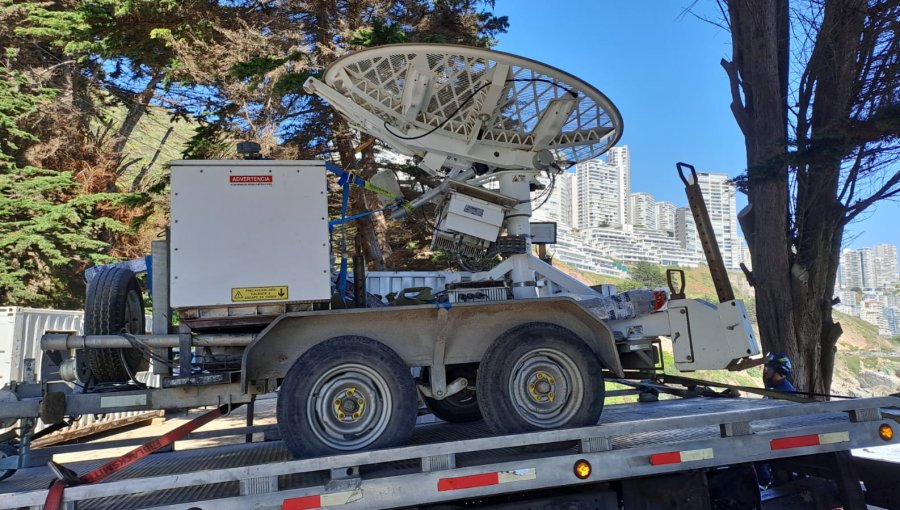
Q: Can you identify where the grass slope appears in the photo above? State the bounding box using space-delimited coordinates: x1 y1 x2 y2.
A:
115 105 196 190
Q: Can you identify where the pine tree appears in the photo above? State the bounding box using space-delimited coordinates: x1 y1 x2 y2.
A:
0 2 143 307
0 59 122 306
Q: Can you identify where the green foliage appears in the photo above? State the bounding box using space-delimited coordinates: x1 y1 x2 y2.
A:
349 18 409 47
0 36 142 307
0 166 138 306
845 355 862 376
230 53 306 80
0 66 56 156
618 262 667 291
1 0 512 305
273 71 317 96
13 3 91 52
182 123 231 160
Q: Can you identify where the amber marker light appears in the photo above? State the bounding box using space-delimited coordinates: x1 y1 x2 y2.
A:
574 459 592 479
879 424 893 441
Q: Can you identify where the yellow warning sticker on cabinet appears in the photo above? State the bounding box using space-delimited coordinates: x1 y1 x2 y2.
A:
231 286 289 302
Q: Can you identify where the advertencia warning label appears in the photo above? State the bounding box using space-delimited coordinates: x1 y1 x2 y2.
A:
230 175 273 185
231 286 289 302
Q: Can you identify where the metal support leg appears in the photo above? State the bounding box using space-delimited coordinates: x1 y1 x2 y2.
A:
17 418 33 471
179 333 192 377
150 240 172 383
245 401 254 444
429 307 450 399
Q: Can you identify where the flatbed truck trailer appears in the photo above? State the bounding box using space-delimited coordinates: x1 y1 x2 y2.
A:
1 395 898 509
3 42 899 509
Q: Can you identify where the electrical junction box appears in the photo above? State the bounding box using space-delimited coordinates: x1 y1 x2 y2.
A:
169 160 330 309
440 192 506 242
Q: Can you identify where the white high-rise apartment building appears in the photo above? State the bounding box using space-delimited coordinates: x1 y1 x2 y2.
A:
860 248 878 289
532 171 574 227
605 146 631 224
860 299 886 330
694 172 740 269
883 307 900 336
575 159 628 228
655 201 676 234
839 249 864 290
838 244 899 291
874 243 899 288
676 207 700 255
630 192 656 229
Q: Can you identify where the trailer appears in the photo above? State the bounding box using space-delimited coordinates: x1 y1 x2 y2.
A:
0 394 898 509
0 42 763 463
2 42 896 508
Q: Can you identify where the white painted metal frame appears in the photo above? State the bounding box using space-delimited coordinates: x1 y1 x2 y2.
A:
305 44 623 171
305 44 625 296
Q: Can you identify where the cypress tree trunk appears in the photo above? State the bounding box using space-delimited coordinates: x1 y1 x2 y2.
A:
725 0 873 395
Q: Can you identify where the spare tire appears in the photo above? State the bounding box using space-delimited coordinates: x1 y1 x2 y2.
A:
83 267 147 383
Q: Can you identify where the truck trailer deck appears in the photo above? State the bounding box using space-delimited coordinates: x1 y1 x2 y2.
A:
2 395 897 509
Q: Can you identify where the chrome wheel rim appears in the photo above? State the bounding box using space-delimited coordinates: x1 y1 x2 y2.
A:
508 348 583 428
307 363 392 450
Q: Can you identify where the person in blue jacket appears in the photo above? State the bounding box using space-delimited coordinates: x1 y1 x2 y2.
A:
763 352 796 394
757 352 796 489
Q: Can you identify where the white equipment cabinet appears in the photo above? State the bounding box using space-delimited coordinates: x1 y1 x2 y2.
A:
169 160 331 308
0 307 83 387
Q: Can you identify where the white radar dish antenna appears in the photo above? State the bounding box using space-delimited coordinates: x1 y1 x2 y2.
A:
304 43 623 175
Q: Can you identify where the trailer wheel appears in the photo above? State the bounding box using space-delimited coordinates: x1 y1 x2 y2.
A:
277 336 417 458
424 363 482 423
477 323 604 435
0 443 17 481
83 267 147 383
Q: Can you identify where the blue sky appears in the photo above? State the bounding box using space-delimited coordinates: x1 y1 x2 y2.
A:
493 0 898 250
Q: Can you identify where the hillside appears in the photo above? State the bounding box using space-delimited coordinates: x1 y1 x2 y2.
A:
115 105 196 191
556 262 900 399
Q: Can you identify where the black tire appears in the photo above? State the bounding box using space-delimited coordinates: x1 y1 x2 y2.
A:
0 443 17 481
277 336 417 458
477 322 604 435
424 363 482 423
83 267 146 383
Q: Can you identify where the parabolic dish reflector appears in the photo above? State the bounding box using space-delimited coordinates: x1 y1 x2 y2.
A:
320 43 623 167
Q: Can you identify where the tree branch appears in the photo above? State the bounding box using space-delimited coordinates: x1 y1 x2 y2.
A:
838 145 864 203
844 169 900 223
721 58 750 137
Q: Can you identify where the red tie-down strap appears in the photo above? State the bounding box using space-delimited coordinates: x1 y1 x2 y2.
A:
44 403 239 510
